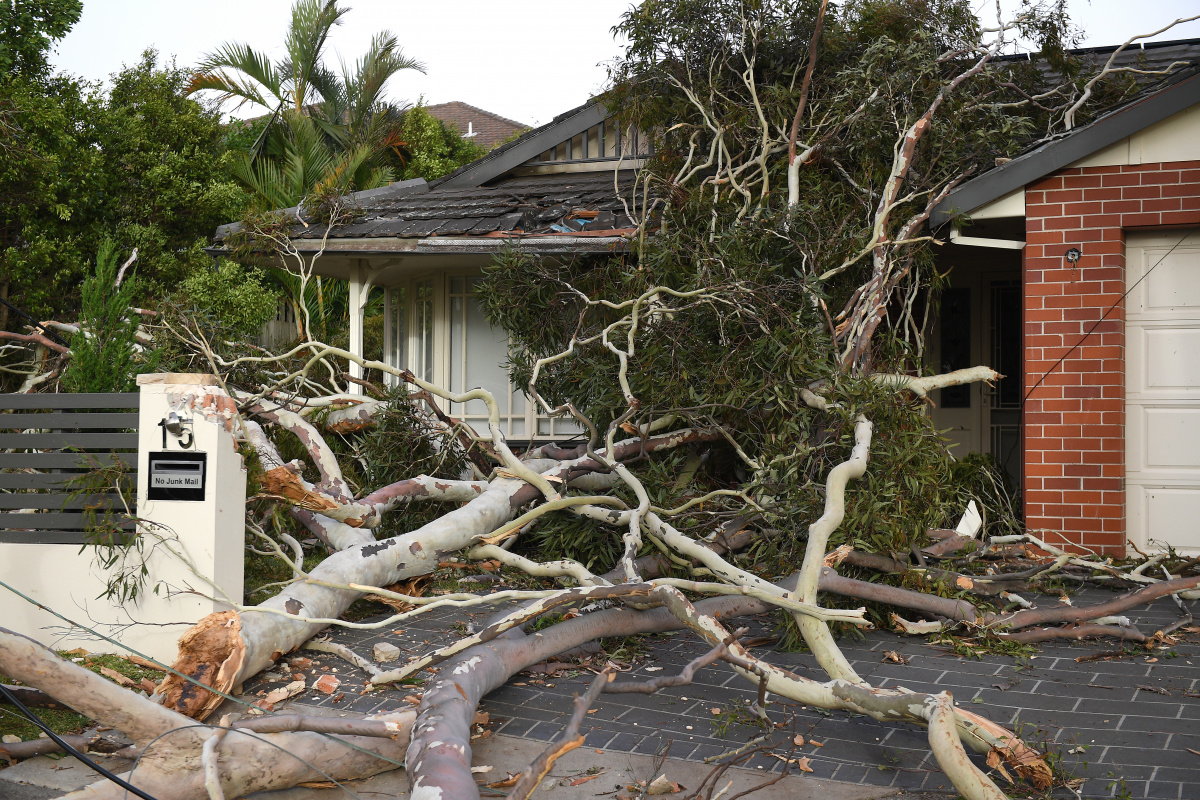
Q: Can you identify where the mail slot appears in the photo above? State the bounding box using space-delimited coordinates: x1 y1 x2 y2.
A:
147 451 207 501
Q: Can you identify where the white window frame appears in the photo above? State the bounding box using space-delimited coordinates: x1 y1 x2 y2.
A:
383 270 584 441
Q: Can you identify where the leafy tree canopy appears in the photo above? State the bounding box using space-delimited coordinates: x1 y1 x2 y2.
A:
0 0 81 78
0 50 245 323
389 104 487 182
479 0 1083 561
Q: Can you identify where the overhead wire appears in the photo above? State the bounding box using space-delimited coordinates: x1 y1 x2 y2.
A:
0 682 161 800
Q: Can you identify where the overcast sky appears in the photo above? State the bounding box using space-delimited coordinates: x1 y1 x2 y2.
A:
49 0 1200 128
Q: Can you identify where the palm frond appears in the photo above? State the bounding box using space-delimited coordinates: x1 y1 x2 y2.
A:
286 0 349 112
189 42 283 108
342 31 425 142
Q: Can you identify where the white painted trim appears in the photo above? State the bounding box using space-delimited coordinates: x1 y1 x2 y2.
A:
949 228 1026 250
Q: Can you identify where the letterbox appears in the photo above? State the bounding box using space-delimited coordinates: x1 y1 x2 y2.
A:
147 451 207 501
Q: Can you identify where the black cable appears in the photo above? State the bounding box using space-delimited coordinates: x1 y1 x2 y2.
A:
0 683 160 800
999 225 1200 478
0 295 69 346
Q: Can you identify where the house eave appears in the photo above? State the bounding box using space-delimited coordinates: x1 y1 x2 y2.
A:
203 232 632 261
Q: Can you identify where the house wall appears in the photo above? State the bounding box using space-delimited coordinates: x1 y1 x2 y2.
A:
1023 160 1200 553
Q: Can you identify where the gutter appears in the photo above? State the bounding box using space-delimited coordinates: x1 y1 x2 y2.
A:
204 233 632 259
948 228 1025 250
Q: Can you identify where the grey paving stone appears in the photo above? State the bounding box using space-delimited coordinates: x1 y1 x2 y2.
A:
977 688 1080 711
1093 746 1190 768
496 717 537 737
1118 713 1193 733
525 721 565 741
583 729 616 749
1145 782 1184 800
857 766 895 786
609 734 648 753
888 768 935 789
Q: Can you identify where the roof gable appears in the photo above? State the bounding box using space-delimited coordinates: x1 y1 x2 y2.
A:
432 101 608 189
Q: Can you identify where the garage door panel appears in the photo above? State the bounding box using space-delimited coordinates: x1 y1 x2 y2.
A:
1143 407 1200 469
1126 231 1200 553
1128 242 1200 314
1145 250 1200 310
1143 328 1200 391
1144 487 1200 551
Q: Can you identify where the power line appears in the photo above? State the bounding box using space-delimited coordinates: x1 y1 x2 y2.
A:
997 225 1200 477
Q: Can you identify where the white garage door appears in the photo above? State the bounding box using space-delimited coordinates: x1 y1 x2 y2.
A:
1126 230 1200 554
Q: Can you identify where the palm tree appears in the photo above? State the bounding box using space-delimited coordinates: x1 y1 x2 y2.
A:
188 0 424 209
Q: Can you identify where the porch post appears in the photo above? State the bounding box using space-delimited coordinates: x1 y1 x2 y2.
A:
348 260 365 395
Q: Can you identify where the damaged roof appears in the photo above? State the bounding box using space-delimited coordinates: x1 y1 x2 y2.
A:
213 170 639 251
933 40 1200 226
210 98 644 255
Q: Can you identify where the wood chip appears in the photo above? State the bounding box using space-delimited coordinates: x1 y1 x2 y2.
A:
569 773 603 786
99 667 135 687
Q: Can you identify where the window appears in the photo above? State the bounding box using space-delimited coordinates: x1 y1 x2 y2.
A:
384 273 584 441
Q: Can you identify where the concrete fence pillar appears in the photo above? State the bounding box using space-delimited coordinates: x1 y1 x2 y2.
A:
130 373 246 660
0 375 246 662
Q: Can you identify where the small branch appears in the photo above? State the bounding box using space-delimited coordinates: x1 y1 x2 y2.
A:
1000 624 1146 644
605 639 733 694
202 714 232 800
232 711 414 738
0 733 99 762
507 668 615 800
302 637 384 678
114 248 138 288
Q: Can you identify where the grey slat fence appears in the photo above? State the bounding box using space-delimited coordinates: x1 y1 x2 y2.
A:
0 393 139 544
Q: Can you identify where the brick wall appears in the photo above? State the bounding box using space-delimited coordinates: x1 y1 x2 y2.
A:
1023 160 1200 553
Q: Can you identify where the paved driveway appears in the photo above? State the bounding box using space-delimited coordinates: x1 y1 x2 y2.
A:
254 586 1199 799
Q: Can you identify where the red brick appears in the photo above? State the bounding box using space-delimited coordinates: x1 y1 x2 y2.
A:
1080 214 1122 229
1121 184 1161 200
1161 182 1198 197
1161 210 1200 226
1045 189 1084 203
1063 201 1105 215
1143 197 1182 212
1061 174 1104 189
1122 212 1162 228
1101 173 1142 187
1102 199 1142 213
1044 216 1084 230
1080 187 1123 201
